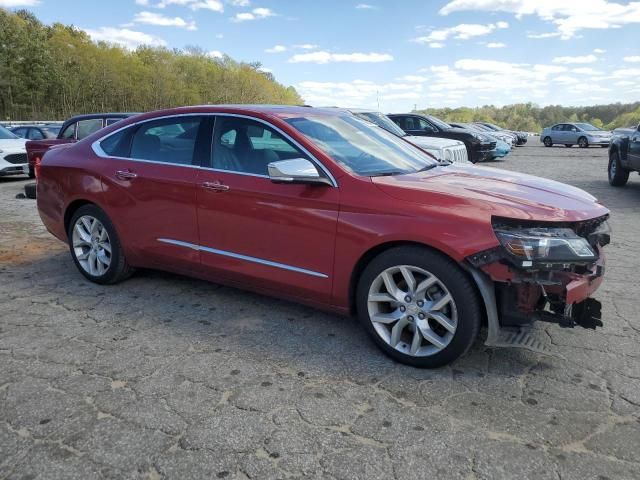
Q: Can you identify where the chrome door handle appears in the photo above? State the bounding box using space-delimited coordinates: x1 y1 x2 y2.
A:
201 181 229 192
115 170 137 180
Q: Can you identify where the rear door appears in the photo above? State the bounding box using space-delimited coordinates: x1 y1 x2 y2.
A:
97 115 207 273
195 114 339 303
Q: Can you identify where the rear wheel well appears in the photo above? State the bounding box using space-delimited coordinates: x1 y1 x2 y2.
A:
64 200 94 237
348 241 468 315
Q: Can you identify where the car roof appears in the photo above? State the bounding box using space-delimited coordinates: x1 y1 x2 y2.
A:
65 113 139 122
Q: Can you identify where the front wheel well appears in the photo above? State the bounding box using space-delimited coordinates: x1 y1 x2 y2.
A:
64 200 95 237
348 241 464 315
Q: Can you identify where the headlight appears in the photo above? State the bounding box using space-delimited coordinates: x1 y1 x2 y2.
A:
494 226 597 264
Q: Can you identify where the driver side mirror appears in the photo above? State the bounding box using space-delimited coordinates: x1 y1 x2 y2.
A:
268 158 332 186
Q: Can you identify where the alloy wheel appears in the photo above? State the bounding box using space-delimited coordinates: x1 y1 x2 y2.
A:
72 215 112 276
367 265 458 357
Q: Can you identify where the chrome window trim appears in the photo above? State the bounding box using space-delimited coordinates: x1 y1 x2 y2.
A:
158 238 329 278
91 112 338 187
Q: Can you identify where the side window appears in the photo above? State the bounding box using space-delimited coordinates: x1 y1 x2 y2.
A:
28 128 44 140
100 129 130 157
12 128 27 138
76 119 104 140
390 117 405 129
212 117 307 176
130 117 201 165
105 118 123 126
418 118 434 131
60 123 76 139
551 125 561 131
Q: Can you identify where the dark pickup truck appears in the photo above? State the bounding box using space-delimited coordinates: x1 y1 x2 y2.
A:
608 123 640 187
26 113 136 178
387 113 496 163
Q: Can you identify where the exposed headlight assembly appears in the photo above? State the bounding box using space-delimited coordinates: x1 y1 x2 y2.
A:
493 226 598 264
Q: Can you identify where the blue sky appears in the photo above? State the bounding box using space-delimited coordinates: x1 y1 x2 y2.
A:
5 0 640 112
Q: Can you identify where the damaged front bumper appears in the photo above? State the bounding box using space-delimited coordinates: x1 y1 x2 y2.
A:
465 216 609 353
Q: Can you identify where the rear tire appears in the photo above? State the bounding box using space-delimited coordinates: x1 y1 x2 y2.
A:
356 246 482 368
578 136 588 148
67 204 134 284
543 136 553 147
608 150 629 187
24 183 37 199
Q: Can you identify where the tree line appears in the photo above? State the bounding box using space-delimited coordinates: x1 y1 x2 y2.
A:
0 9 302 121
417 102 640 132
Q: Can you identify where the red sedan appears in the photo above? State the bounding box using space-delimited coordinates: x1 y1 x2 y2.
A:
37 105 610 367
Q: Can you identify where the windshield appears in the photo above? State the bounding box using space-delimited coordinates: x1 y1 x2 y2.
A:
285 113 438 176
0 125 19 139
353 111 407 137
575 123 601 131
427 115 452 130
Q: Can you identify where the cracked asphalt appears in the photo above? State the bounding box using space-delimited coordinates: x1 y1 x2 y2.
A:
1 143 639 480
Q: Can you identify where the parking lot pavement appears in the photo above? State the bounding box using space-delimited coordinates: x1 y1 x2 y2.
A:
1 143 639 480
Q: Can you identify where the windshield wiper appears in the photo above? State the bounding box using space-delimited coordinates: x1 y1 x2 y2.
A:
417 161 451 172
369 170 405 177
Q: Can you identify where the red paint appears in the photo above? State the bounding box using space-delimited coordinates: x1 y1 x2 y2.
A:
36 105 610 314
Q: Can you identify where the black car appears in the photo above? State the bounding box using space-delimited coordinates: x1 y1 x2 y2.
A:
608 123 640 187
387 113 495 163
10 124 62 140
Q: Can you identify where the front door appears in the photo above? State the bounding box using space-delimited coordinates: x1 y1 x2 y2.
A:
195 115 340 303
628 125 640 169
99 115 206 272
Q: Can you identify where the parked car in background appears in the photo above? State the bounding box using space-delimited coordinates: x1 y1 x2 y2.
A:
0 125 28 177
469 123 517 146
541 123 612 148
10 124 62 141
475 122 527 146
388 113 495 163
26 113 136 178
449 122 511 160
608 123 640 187
347 109 469 164
37 105 610 368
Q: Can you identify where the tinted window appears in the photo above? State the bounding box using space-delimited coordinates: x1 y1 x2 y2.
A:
12 127 28 138
28 128 44 140
61 123 76 139
100 130 130 157
551 125 561 131
354 112 407 137
130 117 201 165
212 117 304 175
77 119 103 140
0 126 19 139
105 118 124 126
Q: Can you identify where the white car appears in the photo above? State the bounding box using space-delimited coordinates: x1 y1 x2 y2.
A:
0 125 28 177
348 109 470 164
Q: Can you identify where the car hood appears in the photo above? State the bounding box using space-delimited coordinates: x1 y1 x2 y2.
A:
0 138 27 150
372 164 609 222
405 135 463 149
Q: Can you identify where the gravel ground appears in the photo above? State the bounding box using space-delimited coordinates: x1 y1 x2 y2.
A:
1 143 639 480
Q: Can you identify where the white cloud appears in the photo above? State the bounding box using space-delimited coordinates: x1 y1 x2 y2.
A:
428 42 444 48
228 0 249 5
593 48 606 54
135 0 150 5
614 80 635 86
355 3 377 9
440 0 640 39
155 0 224 12
288 51 393 64
84 27 167 50
294 43 318 50
572 67 602 75
0 0 39 5
486 42 506 48
552 54 598 64
208 50 224 58
527 31 561 39
265 45 287 53
413 21 508 45
624 55 640 63
296 79 422 108
232 6 274 21
133 11 197 30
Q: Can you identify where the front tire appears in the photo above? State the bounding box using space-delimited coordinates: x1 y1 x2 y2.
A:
608 150 629 187
578 136 588 148
68 204 134 284
543 136 553 147
356 246 482 368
